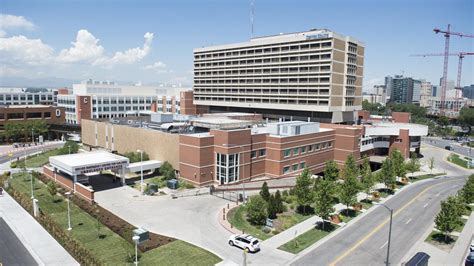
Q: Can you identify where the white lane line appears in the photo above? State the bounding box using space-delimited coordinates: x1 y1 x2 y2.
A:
379 241 388 249
406 218 412 224
435 192 441 197
423 203 429 208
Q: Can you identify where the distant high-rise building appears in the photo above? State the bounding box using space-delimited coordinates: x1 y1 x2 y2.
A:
463 84 474 99
384 76 393 101
389 75 421 104
193 28 365 123
419 81 432 107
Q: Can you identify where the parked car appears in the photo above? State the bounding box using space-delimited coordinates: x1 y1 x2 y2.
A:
405 252 430 266
445 145 452 150
228 234 260 252
466 252 474 266
470 240 474 252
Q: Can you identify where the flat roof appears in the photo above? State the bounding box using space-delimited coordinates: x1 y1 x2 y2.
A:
0 104 56 109
49 151 129 175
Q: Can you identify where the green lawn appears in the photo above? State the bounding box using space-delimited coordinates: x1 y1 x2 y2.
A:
339 209 361 223
227 205 311 240
410 173 446 183
278 223 338 254
9 173 221 265
360 199 373 210
425 231 457 251
453 218 468 233
13 148 62 168
448 154 473 169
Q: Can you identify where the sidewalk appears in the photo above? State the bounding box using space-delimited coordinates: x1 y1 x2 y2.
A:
0 192 78 266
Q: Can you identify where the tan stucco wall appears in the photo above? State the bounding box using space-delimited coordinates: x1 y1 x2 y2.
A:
81 119 180 169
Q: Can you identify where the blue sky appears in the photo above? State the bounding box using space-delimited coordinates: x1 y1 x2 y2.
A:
0 0 473 90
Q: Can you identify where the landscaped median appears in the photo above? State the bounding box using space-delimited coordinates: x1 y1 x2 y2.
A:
0 172 222 265
447 153 474 169
278 222 339 254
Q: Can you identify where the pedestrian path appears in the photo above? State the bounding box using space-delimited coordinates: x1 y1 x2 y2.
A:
0 191 78 266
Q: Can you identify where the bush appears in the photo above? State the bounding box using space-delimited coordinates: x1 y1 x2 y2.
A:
124 151 150 163
246 195 267 225
282 190 289 197
160 161 176 180
59 141 80 155
10 161 17 168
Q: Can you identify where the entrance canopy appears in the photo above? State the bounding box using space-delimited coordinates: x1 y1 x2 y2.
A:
49 151 129 176
128 160 162 172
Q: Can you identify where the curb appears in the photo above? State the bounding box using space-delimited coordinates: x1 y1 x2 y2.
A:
217 203 242 235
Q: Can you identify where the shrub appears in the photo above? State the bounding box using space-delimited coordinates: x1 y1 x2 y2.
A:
282 190 289 197
260 182 270 202
47 181 58 202
246 195 267 225
10 161 17 168
124 151 150 163
160 161 176 180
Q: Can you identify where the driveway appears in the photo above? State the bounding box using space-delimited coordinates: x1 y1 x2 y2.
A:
95 186 289 265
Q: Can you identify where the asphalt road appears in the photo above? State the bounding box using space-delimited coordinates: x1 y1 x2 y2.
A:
0 142 64 164
291 175 467 266
423 137 473 158
0 218 38 266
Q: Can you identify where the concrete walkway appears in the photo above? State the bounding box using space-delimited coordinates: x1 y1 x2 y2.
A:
0 192 78 266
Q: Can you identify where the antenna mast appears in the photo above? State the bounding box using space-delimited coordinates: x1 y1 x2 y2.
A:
250 0 255 38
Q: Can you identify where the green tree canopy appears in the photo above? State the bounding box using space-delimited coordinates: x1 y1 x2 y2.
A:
360 157 375 200
339 173 360 214
460 174 474 204
47 181 58 202
323 160 339 181
405 153 421 178
379 157 396 190
124 151 150 163
390 149 406 178
294 168 313 214
313 178 335 230
260 181 270 202
274 190 284 213
160 161 175 180
246 195 267 225
267 194 278 219
459 107 474 133
341 154 359 180
435 196 461 242
59 141 79 155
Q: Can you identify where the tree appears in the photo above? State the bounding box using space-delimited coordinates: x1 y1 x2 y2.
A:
267 194 278 219
380 157 396 190
246 195 267 225
339 174 360 215
341 154 359 180
260 182 270 202
459 174 474 204
360 157 375 200
437 116 449 128
313 178 335 230
429 157 435 175
160 161 175 180
435 196 461 242
405 153 421 179
294 168 313 214
47 181 58 202
458 107 474 134
59 140 79 155
323 160 339 181
390 149 406 178
124 151 150 163
274 190 284 213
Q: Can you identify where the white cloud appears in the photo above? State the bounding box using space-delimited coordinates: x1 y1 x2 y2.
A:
0 66 24 76
143 61 170 73
0 35 53 65
57 29 104 63
94 32 154 66
0 14 35 33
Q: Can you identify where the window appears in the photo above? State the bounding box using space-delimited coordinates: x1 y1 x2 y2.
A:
301 146 306 154
293 147 299 155
300 162 306 169
283 166 290 174
292 164 299 171
259 149 266 157
328 141 333 148
315 144 320 150
321 143 327 149
308 145 313 152
283 149 291 157
216 153 240 185
251 150 257 159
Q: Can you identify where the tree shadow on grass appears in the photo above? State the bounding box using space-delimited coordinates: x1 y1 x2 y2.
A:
360 198 372 204
296 205 314 215
315 221 337 232
340 209 357 217
377 188 395 195
430 232 456 244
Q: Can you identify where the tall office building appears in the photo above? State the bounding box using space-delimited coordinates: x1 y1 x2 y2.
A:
193 29 365 123
419 81 432 107
463 84 474 99
389 75 421 104
384 76 393 101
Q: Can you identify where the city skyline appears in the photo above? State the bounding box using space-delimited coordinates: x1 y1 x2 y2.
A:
0 0 473 89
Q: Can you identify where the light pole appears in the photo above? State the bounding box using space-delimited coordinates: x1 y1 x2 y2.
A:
31 129 34 145
25 149 34 199
132 235 140 265
137 149 144 195
377 203 393 266
65 192 72 231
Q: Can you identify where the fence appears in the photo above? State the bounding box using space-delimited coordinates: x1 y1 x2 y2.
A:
211 190 240 202
170 187 210 198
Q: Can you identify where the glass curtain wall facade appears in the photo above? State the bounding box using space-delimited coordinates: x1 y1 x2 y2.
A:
216 153 240 184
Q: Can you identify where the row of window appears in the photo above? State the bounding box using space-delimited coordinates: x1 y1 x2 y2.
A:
283 141 333 158
0 112 52 120
195 77 331 84
195 65 331 76
194 41 333 60
195 54 332 68
0 94 55 101
250 149 266 159
283 162 306 174
194 88 330 95
194 97 329 106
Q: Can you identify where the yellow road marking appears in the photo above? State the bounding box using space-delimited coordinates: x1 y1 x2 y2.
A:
329 179 456 266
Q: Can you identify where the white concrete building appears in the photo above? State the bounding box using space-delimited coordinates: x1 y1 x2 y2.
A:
57 80 189 124
193 28 365 123
0 88 57 106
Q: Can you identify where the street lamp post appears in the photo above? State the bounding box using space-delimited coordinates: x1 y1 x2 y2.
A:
377 203 393 266
137 149 144 195
132 235 140 265
65 192 72 231
31 129 34 145
25 149 34 199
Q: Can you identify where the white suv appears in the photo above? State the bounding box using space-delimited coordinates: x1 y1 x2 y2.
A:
228 234 260 252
